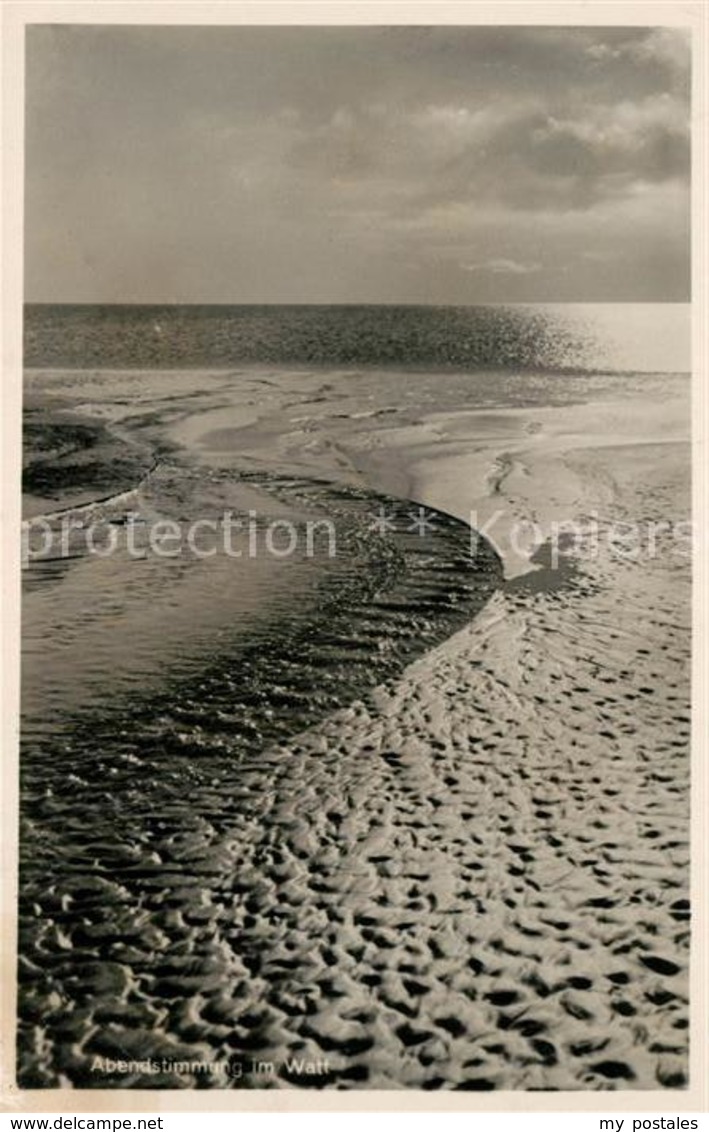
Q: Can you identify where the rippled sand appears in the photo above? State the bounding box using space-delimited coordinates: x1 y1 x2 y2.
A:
18 366 690 1090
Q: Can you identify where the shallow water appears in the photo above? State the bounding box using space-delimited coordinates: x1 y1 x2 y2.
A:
19 458 504 1086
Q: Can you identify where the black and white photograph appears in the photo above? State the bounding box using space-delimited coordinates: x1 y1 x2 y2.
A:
11 12 700 1097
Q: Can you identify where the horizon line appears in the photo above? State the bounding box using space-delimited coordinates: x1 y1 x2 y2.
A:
23 299 691 308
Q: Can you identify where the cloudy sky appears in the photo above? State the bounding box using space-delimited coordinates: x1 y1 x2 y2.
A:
25 24 690 304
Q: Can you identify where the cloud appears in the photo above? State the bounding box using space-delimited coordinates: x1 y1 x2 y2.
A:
587 28 690 81
24 25 691 302
461 258 542 276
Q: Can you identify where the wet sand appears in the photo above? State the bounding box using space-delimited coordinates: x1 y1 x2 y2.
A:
19 366 690 1090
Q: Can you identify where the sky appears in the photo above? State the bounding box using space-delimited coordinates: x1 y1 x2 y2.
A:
24 24 691 304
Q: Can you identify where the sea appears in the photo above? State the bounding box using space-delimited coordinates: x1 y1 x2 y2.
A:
24 302 691 374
